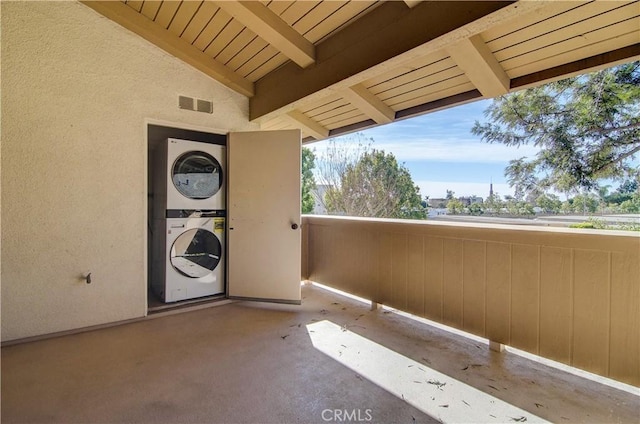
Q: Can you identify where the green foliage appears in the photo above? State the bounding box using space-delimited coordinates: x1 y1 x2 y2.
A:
618 193 640 213
472 62 640 196
535 193 562 214
605 179 639 205
447 198 464 215
569 218 607 229
301 147 316 214
484 193 504 214
325 148 426 219
571 193 599 214
467 202 484 216
569 217 640 232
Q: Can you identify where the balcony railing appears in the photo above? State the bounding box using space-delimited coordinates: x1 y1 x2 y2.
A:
301 215 640 387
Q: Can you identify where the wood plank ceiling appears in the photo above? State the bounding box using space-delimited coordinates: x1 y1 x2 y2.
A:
84 1 640 142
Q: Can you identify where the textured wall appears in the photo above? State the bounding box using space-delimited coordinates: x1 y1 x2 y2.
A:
1 1 257 341
303 216 640 386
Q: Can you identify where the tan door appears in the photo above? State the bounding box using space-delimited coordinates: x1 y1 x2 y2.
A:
227 129 301 304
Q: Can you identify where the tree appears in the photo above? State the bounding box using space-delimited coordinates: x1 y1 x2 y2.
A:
447 198 464 215
301 147 316 214
535 193 562 214
324 148 426 219
472 62 640 197
605 178 639 205
467 202 484 216
572 193 599 215
484 193 504 214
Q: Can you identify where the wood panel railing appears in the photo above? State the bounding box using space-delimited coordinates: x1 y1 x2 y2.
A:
301 215 640 387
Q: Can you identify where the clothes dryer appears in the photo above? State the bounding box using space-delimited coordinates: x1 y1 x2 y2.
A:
154 138 225 214
151 212 225 302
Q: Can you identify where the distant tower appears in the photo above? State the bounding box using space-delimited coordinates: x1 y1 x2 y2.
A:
489 178 494 198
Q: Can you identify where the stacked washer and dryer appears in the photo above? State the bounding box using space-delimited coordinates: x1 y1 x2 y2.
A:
151 138 226 303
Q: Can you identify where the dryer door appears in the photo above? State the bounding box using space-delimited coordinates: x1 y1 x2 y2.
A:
172 150 223 200
170 228 221 280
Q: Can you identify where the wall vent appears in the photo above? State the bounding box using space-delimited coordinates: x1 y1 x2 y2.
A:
178 95 194 111
196 99 213 114
178 96 213 114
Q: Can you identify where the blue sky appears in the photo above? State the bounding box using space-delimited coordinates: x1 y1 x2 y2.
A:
312 99 540 199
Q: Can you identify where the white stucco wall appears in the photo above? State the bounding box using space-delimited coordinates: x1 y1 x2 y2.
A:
1 1 257 341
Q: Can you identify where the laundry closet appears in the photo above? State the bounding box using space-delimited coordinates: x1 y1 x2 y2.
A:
147 124 302 310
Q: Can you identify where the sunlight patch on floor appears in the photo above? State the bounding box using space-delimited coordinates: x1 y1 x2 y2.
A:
307 320 548 424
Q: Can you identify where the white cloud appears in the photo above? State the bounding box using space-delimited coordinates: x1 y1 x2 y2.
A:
374 138 540 163
310 136 540 164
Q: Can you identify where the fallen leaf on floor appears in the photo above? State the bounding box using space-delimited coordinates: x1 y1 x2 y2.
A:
462 400 470 407
487 385 499 391
490 415 496 418
320 309 328 314
421 357 432 364
332 302 340 305
438 405 449 408
341 344 347 348
510 417 527 422
413 381 422 384
281 335 289 340
355 314 365 320
427 380 446 390
289 323 300 327
418 367 426 372
383 311 391 314
535 403 543 408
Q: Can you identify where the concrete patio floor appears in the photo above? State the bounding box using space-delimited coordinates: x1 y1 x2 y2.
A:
2 283 638 424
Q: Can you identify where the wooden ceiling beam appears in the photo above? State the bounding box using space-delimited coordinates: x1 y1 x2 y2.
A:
214 1 315 68
342 84 395 124
285 111 329 140
250 1 518 121
403 1 423 9
446 34 509 98
82 1 254 97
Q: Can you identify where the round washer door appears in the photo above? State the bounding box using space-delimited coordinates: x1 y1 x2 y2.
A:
172 151 223 200
170 228 222 279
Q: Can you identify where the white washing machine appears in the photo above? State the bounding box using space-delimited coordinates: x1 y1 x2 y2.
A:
154 138 225 214
151 213 225 302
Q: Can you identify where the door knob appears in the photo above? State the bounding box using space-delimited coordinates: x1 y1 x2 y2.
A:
291 223 299 230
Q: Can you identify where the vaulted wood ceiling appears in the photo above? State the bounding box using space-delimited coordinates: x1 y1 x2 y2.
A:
83 1 640 142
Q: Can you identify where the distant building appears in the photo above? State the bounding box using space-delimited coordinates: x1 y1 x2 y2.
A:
459 196 483 206
428 198 448 208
